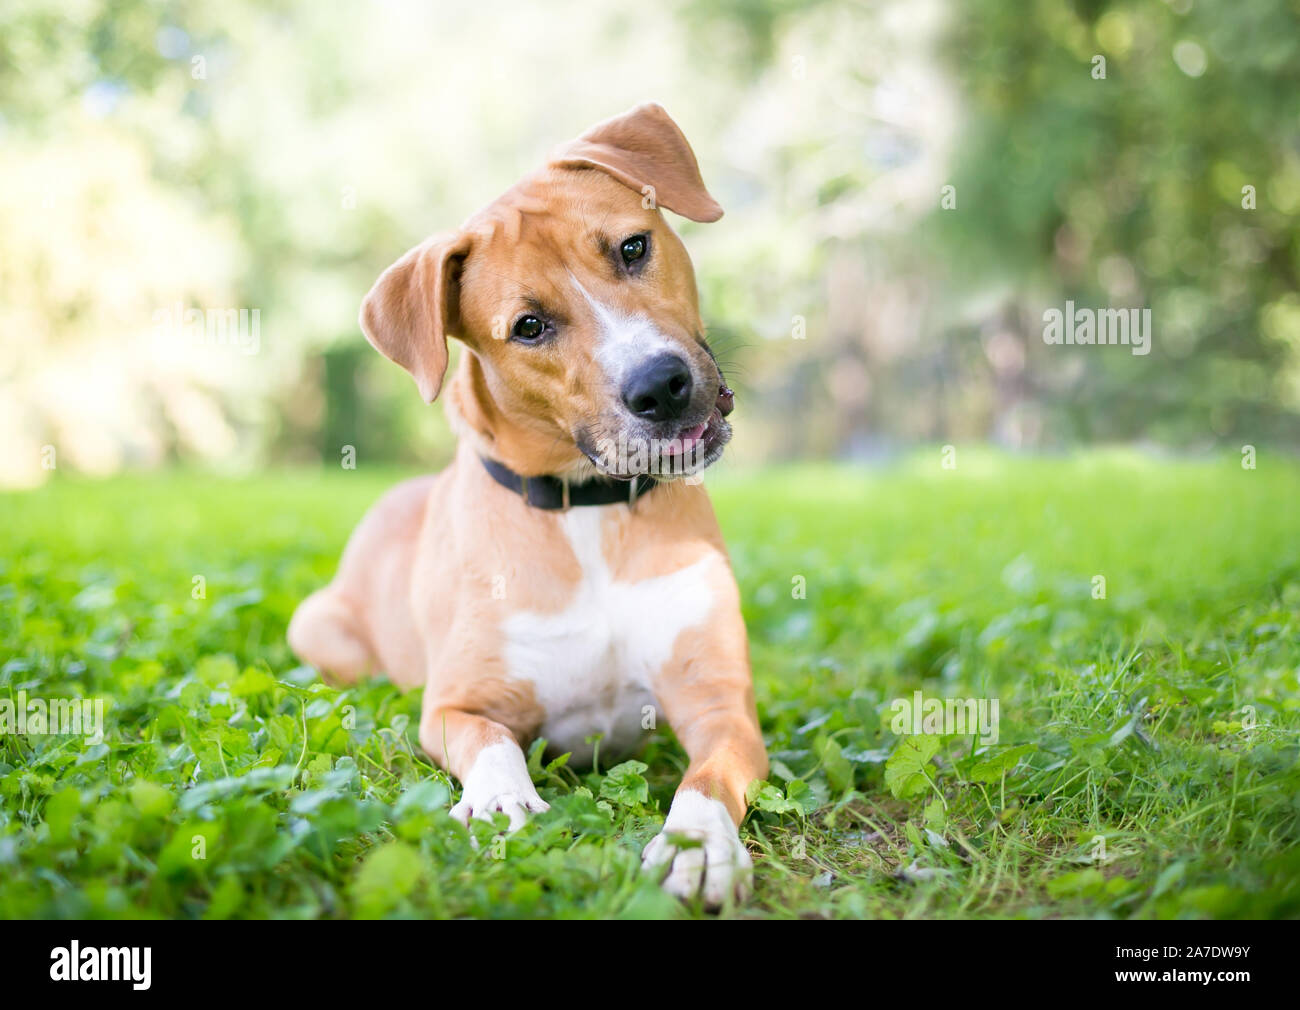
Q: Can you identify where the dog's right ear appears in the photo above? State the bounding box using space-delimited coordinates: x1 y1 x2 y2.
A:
552 103 724 223
359 231 472 403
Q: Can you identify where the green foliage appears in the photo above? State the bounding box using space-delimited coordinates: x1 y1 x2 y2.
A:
885 735 941 801
599 761 651 808
2 451 1299 918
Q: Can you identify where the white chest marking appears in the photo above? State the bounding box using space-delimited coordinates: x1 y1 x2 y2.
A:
502 508 716 761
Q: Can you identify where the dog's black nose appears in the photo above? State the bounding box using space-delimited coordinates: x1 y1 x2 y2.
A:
621 353 693 422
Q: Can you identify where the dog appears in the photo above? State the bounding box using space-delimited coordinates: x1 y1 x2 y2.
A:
288 104 767 905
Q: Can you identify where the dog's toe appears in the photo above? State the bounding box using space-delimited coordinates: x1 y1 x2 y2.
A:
641 792 752 907
642 831 752 906
450 792 549 834
449 741 549 838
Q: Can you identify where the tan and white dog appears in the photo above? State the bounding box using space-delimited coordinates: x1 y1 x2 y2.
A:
287 104 767 904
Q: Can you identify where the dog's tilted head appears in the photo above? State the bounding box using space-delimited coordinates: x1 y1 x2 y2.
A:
359 103 733 480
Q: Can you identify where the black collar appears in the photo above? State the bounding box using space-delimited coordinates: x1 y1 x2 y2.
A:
481 456 659 510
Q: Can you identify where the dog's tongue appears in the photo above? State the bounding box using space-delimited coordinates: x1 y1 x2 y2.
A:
664 420 708 456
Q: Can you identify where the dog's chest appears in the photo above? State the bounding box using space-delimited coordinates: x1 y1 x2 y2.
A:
501 509 714 762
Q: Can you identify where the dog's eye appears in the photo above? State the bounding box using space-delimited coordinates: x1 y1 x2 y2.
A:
511 315 547 342
619 235 647 266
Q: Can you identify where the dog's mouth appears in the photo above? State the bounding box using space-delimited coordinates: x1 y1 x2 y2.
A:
580 383 734 480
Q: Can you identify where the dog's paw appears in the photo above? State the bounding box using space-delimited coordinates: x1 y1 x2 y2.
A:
642 791 752 906
451 742 549 833
450 791 549 832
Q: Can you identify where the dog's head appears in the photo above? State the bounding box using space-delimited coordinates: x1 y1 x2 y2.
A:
359 103 733 479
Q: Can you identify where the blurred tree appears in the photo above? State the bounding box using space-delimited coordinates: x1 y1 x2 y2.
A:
680 0 1300 450
929 0 1300 445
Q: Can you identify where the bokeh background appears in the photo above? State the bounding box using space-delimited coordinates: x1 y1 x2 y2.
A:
2 0 1298 488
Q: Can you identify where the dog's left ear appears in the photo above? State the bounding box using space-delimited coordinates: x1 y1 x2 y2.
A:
359 231 472 404
552 103 724 223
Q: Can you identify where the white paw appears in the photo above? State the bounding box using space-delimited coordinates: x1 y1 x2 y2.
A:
642 791 752 906
450 742 550 833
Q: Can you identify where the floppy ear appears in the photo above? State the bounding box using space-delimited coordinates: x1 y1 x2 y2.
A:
551 103 723 223
359 231 472 403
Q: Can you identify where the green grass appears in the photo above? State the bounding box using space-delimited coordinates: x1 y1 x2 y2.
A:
2 449 1299 919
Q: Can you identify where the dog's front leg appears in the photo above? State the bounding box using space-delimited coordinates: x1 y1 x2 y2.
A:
643 605 768 905
419 704 548 831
